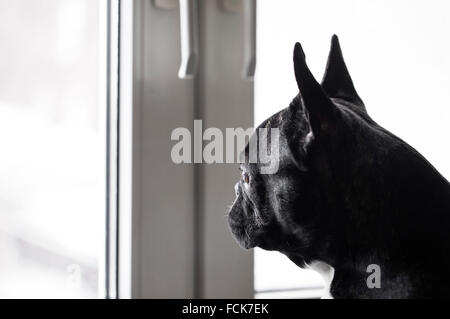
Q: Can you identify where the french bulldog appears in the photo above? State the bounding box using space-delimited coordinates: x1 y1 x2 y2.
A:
227 35 450 298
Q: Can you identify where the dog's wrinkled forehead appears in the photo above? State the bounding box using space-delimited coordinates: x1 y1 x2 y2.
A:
240 108 298 167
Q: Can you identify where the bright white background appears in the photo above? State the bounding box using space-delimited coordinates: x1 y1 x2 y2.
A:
0 0 102 298
255 0 450 297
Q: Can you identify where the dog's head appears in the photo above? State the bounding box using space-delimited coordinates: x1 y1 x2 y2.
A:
228 35 388 266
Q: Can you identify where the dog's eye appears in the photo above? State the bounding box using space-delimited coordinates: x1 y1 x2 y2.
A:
242 172 250 184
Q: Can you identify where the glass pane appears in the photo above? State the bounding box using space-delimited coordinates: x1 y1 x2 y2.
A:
0 0 104 298
255 0 450 296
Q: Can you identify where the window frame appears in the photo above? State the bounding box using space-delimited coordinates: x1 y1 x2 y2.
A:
110 0 254 298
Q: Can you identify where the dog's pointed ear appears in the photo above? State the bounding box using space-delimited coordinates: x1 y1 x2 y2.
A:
293 42 337 137
321 35 365 111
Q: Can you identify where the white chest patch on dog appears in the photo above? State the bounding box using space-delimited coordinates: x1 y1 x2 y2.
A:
307 261 335 299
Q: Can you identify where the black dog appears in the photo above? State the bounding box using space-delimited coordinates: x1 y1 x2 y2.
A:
228 35 450 298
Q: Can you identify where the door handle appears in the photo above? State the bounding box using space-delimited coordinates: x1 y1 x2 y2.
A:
242 0 256 79
178 0 199 79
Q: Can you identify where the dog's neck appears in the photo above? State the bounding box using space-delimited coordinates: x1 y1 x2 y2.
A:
315 138 450 298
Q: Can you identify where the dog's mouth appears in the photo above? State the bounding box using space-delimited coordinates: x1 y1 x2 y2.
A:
227 189 260 249
228 182 287 251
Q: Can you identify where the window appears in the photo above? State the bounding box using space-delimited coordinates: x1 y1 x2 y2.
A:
3 0 447 300
255 0 450 298
0 0 255 300
0 0 104 298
